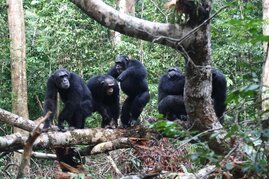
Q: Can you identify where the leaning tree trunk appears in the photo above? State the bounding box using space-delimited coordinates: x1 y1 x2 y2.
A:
6 0 29 175
261 0 269 112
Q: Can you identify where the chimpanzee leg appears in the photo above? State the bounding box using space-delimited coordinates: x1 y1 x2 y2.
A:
74 100 92 129
158 95 186 121
213 98 226 124
58 102 77 130
100 107 111 128
109 101 120 127
129 91 150 125
80 100 93 117
121 97 133 128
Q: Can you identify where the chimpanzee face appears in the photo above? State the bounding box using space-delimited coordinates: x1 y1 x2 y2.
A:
53 69 70 89
167 67 182 79
115 55 129 74
101 77 115 96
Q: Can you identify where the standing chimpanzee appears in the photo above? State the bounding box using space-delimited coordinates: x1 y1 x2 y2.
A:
212 68 227 124
108 54 150 128
87 74 120 128
158 67 187 121
43 69 93 132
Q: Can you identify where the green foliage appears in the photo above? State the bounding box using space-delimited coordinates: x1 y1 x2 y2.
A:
0 3 11 112
0 0 267 177
150 120 184 137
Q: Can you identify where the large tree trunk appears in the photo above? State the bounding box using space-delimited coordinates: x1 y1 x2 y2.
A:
6 0 29 175
261 0 269 112
111 0 136 46
184 24 219 131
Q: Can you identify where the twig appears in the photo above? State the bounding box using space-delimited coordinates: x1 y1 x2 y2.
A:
35 95 43 111
149 0 169 22
107 153 123 177
198 143 240 179
152 6 228 47
177 127 224 149
176 6 228 46
17 150 56 159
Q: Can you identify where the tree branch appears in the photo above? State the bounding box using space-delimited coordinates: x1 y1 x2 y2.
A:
0 127 155 153
17 112 51 178
0 108 36 132
71 0 193 49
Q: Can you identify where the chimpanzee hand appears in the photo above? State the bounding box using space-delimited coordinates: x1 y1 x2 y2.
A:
117 73 124 82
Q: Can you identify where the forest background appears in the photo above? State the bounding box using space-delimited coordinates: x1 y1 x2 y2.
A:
0 0 267 178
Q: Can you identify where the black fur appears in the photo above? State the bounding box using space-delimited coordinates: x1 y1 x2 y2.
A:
108 55 150 128
212 69 227 123
87 74 120 128
158 67 186 121
43 69 93 131
158 67 227 123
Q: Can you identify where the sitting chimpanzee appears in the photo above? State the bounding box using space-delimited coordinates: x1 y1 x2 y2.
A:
158 67 187 121
212 68 227 123
158 67 227 123
43 69 93 131
87 74 120 128
108 54 150 128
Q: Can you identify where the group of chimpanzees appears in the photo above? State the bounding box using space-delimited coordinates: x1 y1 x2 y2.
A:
158 67 227 124
42 54 227 132
42 54 150 131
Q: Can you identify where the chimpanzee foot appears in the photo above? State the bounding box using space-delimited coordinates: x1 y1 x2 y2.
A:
41 128 49 133
57 126 67 132
129 119 140 127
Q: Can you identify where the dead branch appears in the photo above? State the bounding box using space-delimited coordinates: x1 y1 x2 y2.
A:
0 108 36 132
107 154 123 177
86 138 130 155
0 127 155 153
17 112 51 178
17 150 56 159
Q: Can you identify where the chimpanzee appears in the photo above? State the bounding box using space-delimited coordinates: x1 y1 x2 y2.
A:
158 67 227 123
43 69 93 131
212 68 227 123
108 54 150 128
158 67 187 121
87 74 120 128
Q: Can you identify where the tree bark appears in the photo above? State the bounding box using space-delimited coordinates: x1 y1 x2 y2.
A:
6 0 28 119
0 108 36 132
0 127 151 153
71 0 193 49
261 0 269 112
111 0 136 46
6 0 29 171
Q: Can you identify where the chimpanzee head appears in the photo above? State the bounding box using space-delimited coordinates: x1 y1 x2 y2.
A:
167 67 182 79
53 69 70 89
115 55 129 74
101 76 115 96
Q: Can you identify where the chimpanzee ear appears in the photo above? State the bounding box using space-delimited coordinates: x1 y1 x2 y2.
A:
125 56 129 61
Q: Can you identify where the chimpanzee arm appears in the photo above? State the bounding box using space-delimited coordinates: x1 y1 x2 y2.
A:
117 66 138 82
43 77 58 129
118 61 146 82
107 66 119 79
